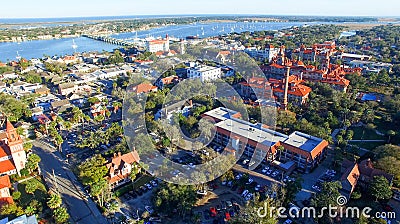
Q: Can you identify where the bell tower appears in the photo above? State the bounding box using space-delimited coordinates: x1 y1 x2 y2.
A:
5 121 26 174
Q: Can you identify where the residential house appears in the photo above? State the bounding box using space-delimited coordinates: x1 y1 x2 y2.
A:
34 86 50 95
51 99 71 113
106 151 140 189
131 83 158 94
155 75 179 90
216 51 231 63
58 82 77 96
155 99 193 121
340 158 394 198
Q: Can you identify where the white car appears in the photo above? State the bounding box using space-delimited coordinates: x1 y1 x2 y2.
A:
246 178 254 185
151 180 158 187
221 181 227 186
255 184 261 191
261 167 269 173
145 206 154 214
241 189 249 197
145 183 152 190
242 159 249 165
249 161 255 167
196 190 207 195
235 174 243 180
245 193 253 201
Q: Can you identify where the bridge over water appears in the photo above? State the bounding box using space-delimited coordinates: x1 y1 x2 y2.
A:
82 34 136 47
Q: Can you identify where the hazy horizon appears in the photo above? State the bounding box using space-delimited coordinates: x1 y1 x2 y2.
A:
1 0 399 19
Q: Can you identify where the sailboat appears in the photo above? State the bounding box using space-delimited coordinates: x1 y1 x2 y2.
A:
72 39 78 50
16 51 21 60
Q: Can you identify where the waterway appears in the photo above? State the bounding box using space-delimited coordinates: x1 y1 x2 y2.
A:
0 21 331 62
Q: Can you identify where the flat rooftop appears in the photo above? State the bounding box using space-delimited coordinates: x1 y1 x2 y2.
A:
203 107 240 121
284 131 325 153
215 116 288 147
189 65 220 72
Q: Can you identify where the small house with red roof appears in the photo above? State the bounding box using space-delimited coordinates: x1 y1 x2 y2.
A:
341 158 393 199
131 83 158 94
155 75 179 90
106 151 140 188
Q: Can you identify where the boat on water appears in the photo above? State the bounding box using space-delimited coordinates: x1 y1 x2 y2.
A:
186 35 200 40
72 39 78 50
16 51 21 60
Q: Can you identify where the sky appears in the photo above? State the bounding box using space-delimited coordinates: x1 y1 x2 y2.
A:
1 0 399 18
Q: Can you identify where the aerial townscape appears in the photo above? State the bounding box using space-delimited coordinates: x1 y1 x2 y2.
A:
0 1 400 224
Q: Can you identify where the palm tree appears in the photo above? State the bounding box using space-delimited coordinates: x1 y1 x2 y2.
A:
387 130 396 143
277 145 284 161
112 101 122 113
47 193 62 209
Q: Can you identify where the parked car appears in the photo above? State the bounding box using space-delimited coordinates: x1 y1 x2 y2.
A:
246 178 254 185
145 206 154 214
210 207 217 217
241 189 249 197
149 216 162 222
226 200 233 208
151 180 158 187
242 159 249 165
221 201 227 210
261 167 269 173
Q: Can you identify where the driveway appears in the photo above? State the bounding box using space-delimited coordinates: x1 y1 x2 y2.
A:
295 147 335 204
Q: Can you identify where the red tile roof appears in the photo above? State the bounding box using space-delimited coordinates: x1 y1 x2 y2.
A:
218 51 231 55
149 39 167 45
341 163 359 190
0 197 13 205
0 160 16 174
0 146 9 158
0 175 11 189
132 83 157 94
6 121 14 132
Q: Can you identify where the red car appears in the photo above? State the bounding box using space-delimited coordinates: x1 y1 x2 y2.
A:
210 207 217 217
225 212 231 221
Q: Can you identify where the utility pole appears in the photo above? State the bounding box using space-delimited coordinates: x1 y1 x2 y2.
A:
52 169 59 194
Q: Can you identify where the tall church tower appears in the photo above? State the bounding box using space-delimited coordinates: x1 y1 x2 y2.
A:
5 121 26 174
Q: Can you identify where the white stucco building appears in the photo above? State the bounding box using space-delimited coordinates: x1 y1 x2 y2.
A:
187 65 221 82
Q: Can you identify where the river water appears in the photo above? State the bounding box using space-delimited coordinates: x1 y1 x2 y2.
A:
0 21 330 62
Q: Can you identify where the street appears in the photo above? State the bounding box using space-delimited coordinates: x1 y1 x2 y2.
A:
33 140 108 224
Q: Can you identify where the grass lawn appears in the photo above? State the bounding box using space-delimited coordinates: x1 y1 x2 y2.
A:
350 126 386 140
114 175 154 197
17 176 48 207
351 141 385 151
